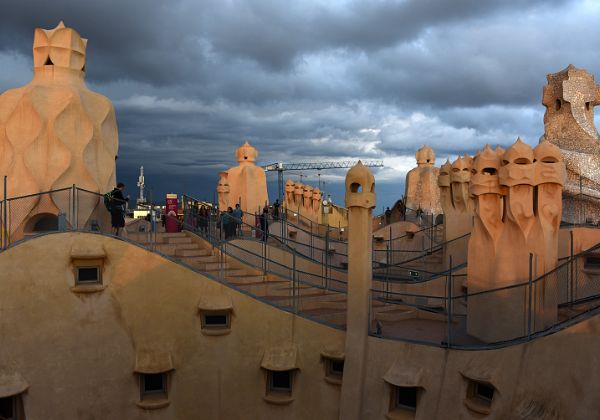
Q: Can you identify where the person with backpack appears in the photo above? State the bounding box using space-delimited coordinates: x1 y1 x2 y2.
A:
106 182 129 236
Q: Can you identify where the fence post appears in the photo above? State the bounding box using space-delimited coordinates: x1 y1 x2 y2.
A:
579 174 583 224
310 220 314 259
325 226 330 289
447 255 453 348
368 289 373 335
150 204 155 251
430 214 434 252
388 223 392 264
2 175 6 249
570 230 574 307
262 231 267 275
71 184 76 230
219 237 225 282
293 251 297 314
528 253 533 339
386 242 391 301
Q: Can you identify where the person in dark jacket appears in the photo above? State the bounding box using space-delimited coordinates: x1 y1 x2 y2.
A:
259 206 269 242
223 207 235 239
272 199 280 220
110 182 129 236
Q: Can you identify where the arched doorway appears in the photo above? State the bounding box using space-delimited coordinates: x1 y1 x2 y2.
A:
25 213 59 233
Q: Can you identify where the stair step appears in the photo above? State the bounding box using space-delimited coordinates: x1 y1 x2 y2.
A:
197 262 232 271
225 275 268 285
179 255 218 264
158 232 187 238
149 243 199 256
167 237 193 244
213 268 258 278
175 248 210 257
263 289 335 301
208 269 249 277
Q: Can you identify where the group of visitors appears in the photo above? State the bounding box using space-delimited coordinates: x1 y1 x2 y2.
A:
382 196 409 227
104 182 277 244
222 203 244 239
187 202 210 233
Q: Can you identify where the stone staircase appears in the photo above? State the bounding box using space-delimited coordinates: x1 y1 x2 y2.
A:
126 230 453 335
129 230 354 327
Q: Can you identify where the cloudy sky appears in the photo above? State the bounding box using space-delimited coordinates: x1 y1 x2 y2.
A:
1 0 599 209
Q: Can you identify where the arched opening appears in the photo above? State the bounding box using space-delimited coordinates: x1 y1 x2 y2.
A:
25 213 58 233
44 56 54 66
514 158 531 165
435 214 444 225
586 102 590 111
350 183 362 193
555 99 561 111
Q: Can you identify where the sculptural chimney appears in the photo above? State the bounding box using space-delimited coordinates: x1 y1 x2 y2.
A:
339 161 375 420
0 22 118 238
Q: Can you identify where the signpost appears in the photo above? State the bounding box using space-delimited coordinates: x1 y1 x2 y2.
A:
165 193 179 233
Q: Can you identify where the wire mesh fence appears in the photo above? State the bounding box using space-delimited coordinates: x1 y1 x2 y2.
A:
0 186 161 249
180 195 349 328
562 174 600 226
369 242 600 349
3 187 600 348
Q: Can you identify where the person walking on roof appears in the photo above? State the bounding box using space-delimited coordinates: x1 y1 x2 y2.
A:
272 199 280 221
110 182 129 236
259 205 269 242
233 203 243 237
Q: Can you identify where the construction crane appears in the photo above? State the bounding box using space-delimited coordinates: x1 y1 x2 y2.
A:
262 160 384 203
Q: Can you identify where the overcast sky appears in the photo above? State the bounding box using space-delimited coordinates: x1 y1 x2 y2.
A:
1 0 599 209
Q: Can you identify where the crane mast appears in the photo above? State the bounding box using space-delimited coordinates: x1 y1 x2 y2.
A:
262 160 384 203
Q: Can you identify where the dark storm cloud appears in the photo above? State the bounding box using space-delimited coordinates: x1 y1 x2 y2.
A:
0 0 598 207
203 0 568 71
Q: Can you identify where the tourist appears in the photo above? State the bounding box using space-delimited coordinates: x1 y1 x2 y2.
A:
416 206 423 226
188 201 198 231
273 199 280 220
222 207 234 239
260 206 269 242
198 206 208 234
233 203 243 236
384 207 392 225
398 198 406 221
110 182 129 236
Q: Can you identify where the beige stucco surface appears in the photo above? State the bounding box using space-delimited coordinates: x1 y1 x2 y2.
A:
360 311 600 419
1 230 600 419
0 232 345 419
